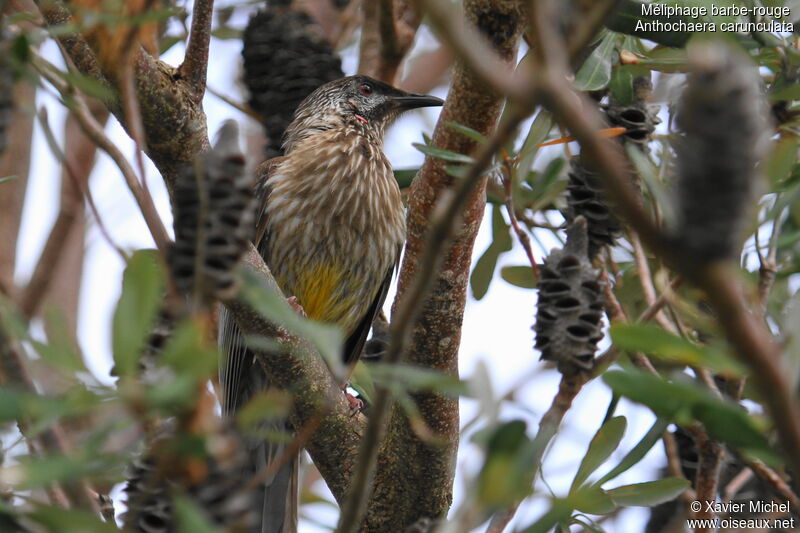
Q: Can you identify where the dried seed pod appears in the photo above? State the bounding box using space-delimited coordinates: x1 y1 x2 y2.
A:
170 120 256 303
534 217 604 375
123 424 256 533
565 76 657 259
242 6 343 158
673 42 769 261
564 156 623 260
604 76 661 151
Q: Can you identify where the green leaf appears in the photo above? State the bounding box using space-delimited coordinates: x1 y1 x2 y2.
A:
112 250 164 377
571 416 627 492
520 500 574 533
471 246 500 300
766 137 799 186
570 486 616 515
574 31 618 91
160 320 218 379
0 175 18 185
603 370 779 463
412 142 474 164
500 265 537 289
770 83 800 102
610 323 744 376
237 389 292 428
28 505 119 533
211 26 241 40
61 71 115 102
368 363 467 396
637 47 689 73
491 204 512 251
607 477 690 507
517 111 554 175
393 168 417 189
239 268 344 378
478 420 534 508
609 65 635 105
470 206 511 300
445 121 487 143
174 494 220 533
350 359 376 404
598 418 670 484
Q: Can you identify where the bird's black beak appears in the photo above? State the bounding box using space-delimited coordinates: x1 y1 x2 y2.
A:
390 93 444 110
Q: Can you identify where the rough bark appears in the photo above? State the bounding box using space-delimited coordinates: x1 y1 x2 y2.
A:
35 0 209 188
363 0 524 530
0 81 35 293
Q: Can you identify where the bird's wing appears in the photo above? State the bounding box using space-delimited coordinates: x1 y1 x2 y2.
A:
218 157 298 533
219 157 281 414
342 244 402 366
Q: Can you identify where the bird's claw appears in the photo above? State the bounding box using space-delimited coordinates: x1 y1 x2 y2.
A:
344 391 364 416
286 296 307 317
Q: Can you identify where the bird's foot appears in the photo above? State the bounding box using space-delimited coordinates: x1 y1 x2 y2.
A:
341 383 364 416
286 296 307 317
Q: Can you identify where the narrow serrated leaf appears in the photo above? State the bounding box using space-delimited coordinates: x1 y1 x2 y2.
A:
412 142 474 163
571 416 627 492
607 478 690 507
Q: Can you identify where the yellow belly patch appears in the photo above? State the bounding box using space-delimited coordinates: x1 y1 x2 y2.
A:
295 263 348 325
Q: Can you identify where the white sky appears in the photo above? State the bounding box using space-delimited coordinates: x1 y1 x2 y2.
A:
9 4 677 531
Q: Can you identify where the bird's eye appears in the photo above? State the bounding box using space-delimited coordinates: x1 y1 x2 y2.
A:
359 83 373 96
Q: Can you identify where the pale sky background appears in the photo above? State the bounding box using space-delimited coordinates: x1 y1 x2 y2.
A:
8 2 703 531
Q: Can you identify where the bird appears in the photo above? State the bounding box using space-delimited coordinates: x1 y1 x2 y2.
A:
218 75 443 533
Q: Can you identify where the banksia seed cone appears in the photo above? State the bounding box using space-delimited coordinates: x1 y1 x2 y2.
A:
534 217 604 375
564 156 623 260
565 77 657 258
242 6 343 158
170 120 256 303
124 424 256 532
604 76 660 151
673 42 768 261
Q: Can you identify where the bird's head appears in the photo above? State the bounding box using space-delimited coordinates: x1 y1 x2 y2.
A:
283 75 443 151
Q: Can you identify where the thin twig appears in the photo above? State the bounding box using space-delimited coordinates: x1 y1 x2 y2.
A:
178 0 214 101
631 232 676 333
500 153 540 277
246 414 323 491
32 53 172 254
693 434 724 533
746 459 800 510
18 106 125 319
206 85 262 121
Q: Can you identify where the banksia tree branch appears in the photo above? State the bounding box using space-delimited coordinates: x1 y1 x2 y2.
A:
34 0 210 186
342 0 526 530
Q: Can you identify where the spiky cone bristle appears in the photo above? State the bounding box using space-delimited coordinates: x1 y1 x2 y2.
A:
123 423 257 533
673 41 769 262
564 155 624 260
534 218 605 375
170 121 256 304
241 6 343 158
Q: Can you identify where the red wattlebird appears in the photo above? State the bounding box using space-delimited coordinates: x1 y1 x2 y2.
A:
219 75 443 532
